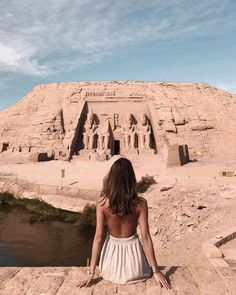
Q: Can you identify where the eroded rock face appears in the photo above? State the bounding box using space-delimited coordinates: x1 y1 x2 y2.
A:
0 81 235 162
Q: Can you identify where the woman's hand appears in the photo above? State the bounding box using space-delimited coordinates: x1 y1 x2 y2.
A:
154 271 171 289
78 273 94 288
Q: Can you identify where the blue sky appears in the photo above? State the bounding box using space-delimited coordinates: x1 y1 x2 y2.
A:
0 0 236 110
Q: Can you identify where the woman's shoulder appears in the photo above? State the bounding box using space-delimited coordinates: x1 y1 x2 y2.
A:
97 196 109 208
135 196 148 212
136 196 147 204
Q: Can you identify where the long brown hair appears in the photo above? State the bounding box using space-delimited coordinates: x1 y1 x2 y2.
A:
100 157 138 216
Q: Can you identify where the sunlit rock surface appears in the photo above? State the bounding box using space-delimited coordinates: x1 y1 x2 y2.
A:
1 81 236 162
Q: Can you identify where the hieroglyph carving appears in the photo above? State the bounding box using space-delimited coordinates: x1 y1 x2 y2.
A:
86 91 115 97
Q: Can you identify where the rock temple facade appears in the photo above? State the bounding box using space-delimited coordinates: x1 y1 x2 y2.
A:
0 81 236 162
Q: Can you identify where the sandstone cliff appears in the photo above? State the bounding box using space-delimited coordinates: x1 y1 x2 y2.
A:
0 81 235 161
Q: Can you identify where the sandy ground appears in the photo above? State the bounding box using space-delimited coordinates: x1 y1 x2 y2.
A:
0 155 168 190
0 155 235 189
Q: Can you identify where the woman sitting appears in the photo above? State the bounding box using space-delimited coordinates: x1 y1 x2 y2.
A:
79 157 171 289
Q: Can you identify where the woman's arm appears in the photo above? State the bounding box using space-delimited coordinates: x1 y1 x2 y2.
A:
79 200 105 287
89 201 105 273
138 199 159 271
138 199 171 289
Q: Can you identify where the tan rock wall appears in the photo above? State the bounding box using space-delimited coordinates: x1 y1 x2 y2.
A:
0 81 235 161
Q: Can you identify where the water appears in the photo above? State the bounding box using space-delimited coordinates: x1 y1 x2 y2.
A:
0 207 95 267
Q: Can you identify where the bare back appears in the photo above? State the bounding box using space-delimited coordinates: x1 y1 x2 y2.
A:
100 197 143 238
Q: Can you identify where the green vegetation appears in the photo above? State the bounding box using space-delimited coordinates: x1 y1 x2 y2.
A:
137 175 157 193
0 191 96 225
0 175 156 225
80 204 96 226
0 192 18 206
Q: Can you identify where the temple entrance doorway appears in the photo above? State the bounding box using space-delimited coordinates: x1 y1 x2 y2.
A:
114 140 120 155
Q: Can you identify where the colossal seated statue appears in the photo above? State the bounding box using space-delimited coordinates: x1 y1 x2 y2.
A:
97 118 110 150
122 113 136 149
137 113 151 149
83 111 98 149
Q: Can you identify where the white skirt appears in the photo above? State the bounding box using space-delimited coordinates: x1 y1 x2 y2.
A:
99 234 152 284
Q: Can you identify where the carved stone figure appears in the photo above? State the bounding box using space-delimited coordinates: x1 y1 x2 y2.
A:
137 113 151 149
122 113 136 149
97 118 110 149
83 111 98 149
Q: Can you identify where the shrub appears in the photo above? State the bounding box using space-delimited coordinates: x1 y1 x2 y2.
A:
80 204 96 226
0 192 96 226
0 192 80 223
0 192 16 205
137 175 157 193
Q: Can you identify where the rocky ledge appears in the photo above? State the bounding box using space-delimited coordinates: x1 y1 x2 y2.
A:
0 264 236 295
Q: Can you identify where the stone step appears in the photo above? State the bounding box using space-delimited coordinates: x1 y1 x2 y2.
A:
0 266 233 294
0 267 20 290
0 267 43 295
26 273 65 295
117 280 146 295
170 266 200 294
144 277 162 295
57 267 93 295
189 266 231 295
93 279 117 295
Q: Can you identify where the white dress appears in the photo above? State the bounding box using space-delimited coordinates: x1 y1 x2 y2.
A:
99 233 152 284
